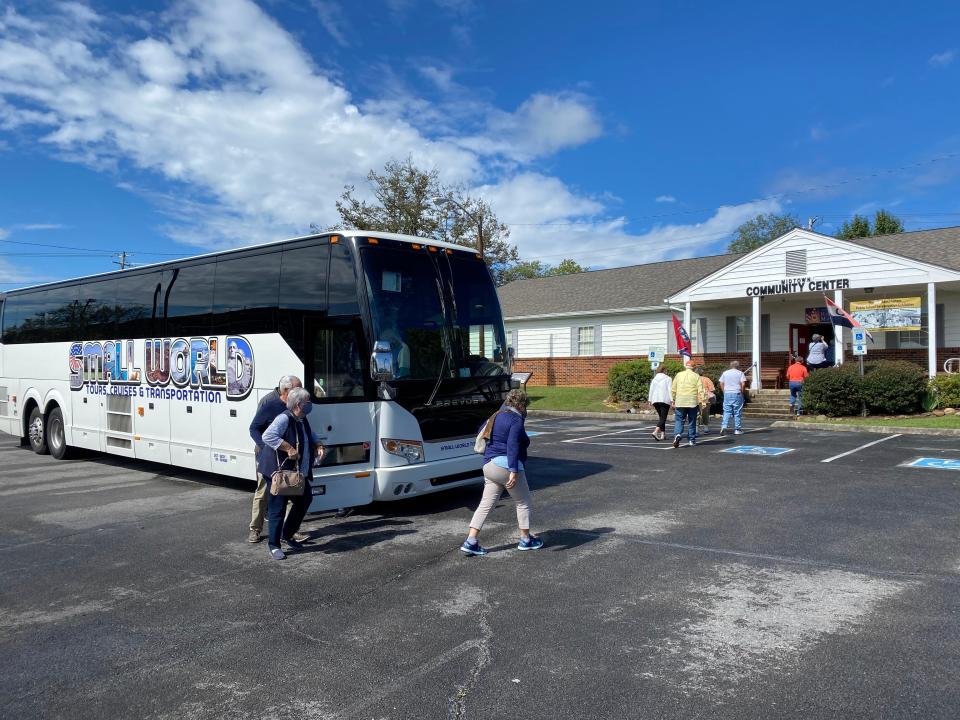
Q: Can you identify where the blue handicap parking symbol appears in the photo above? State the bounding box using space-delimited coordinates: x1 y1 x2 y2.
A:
722 445 794 457
906 457 960 470
526 431 544 437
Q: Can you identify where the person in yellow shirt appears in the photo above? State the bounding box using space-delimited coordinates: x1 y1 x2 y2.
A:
671 359 706 448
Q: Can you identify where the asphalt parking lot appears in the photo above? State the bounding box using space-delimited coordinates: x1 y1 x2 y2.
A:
3 418 960 719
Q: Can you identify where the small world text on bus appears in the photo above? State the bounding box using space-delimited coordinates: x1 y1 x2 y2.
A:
68 335 255 402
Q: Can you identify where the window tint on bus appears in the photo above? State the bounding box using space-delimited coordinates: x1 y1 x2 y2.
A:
3 292 48 343
78 279 117 340
278 242 328 361
162 264 214 337
115 272 161 338
44 284 80 342
212 252 281 335
309 323 366 400
328 242 360 316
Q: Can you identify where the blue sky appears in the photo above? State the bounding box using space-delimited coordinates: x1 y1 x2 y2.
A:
1 0 959 288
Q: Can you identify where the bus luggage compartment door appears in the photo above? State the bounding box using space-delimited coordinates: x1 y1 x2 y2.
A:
305 402 376 513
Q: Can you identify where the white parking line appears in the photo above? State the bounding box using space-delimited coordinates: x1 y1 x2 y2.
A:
820 434 902 463
562 425 657 443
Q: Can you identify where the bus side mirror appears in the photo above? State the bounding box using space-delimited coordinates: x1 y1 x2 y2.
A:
508 346 515 360
371 340 396 382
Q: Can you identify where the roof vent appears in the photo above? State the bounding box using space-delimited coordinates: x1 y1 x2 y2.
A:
785 249 807 276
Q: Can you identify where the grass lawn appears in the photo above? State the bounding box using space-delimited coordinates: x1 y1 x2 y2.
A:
525 385 619 413
798 415 960 429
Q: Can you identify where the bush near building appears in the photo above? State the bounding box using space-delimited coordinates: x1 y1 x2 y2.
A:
929 373 960 409
803 360 929 416
608 360 653 403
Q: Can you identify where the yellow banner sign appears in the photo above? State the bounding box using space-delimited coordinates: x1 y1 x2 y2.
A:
849 297 921 332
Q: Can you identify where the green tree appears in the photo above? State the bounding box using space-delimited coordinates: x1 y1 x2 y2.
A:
836 209 904 239
837 214 872 240
872 209 904 236
728 213 801 253
331 157 520 275
497 258 586 285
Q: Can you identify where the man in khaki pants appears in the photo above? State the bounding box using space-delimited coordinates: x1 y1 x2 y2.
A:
247 375 303 543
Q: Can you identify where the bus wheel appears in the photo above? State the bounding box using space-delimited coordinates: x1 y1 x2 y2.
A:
47 407 70 460
27 406 49 455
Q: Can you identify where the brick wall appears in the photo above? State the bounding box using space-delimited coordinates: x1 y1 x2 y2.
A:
513 347 960 387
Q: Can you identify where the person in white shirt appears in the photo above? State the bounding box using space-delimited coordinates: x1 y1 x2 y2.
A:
648 365 673 440
718 360 747 435
806 334 831 370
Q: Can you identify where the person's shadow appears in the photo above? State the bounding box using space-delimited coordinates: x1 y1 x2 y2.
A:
483 526 614 554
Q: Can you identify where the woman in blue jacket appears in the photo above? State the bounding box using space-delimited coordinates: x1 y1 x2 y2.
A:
461 389 543 556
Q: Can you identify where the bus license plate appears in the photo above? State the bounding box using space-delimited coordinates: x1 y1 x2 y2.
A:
312 485 326 496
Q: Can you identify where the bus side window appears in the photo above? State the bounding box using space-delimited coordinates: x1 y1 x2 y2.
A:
212 251 281 336
310 323 365 400
328 243 360 317
163 264 214 338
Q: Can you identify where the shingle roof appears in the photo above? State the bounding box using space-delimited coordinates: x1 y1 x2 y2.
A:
497 226 960 319
497 253 741 318
844 225 960 272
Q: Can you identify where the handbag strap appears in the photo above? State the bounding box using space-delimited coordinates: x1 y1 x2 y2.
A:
273 417 302 470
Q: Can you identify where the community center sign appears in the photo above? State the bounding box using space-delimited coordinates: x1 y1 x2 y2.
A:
745 277 850 297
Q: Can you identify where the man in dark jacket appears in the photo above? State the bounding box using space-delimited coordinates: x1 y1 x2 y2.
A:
247 375 302 543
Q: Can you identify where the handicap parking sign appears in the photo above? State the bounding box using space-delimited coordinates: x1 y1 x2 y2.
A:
722 445 794 456
906 457 960 470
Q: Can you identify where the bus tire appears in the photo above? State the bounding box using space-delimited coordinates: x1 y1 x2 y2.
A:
47 407 70 460
27 406 49 455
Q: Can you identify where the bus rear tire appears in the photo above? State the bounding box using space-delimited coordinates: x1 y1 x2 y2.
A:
47 407 70 460
27 406 49 455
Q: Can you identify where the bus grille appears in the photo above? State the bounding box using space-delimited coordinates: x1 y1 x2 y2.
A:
428 470 483 487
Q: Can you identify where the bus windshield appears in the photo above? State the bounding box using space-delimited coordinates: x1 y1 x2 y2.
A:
360 246 508 381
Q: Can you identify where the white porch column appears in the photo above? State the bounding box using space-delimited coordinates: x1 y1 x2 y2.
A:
751 295 761 390
684 301 693 352
928 282 937 378
834 289 844 366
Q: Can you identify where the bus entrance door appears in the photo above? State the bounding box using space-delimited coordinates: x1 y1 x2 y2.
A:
303 319 376 512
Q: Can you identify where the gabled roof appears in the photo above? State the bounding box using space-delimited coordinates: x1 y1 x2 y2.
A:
497 253 741 319
845 225 960 272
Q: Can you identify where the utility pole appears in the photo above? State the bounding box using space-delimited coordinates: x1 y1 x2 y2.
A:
113 251 133 270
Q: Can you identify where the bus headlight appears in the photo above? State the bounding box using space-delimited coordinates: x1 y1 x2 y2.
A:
381 439 424 464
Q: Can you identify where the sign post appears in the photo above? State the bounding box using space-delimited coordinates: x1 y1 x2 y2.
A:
648 346 665 371
851 328 867 416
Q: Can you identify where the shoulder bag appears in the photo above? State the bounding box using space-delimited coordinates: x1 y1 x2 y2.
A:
474 410 506 454
270 428 306 496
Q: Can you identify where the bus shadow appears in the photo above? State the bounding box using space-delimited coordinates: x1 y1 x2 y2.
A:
297 516 417 553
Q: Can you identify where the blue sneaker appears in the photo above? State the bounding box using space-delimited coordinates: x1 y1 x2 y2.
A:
270 547 286 560
517 535 544 551
460 540 488 556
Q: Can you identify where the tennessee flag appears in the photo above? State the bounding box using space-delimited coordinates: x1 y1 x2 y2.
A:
672 315 692 359
824 294 874 343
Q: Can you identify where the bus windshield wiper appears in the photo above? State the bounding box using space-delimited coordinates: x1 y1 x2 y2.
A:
425 274 453 407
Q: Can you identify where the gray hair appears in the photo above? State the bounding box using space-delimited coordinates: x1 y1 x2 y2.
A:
278 375 302 393
729 360 740 369
505 389 530 409
286 386 311 411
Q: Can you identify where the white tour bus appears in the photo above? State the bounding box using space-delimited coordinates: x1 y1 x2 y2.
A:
0 231 512 512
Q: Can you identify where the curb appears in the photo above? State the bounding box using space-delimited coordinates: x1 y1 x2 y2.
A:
770 420 960 437
528 409 656 420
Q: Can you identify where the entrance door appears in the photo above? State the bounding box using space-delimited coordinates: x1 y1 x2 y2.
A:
789 323 811 360
303 318 376 512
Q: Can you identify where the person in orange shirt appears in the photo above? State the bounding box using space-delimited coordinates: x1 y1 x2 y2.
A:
694 366 717 434
785 355 810 416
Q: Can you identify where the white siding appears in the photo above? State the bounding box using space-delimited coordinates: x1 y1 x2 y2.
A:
601 314 671 356
516 328 570 357
678 231 960 302
937 290 960 346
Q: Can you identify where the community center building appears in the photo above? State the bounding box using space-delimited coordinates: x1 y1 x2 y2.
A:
498 226 960 388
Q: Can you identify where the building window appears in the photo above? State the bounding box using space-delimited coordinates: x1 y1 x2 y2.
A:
735 316 750 352
577 326 595 356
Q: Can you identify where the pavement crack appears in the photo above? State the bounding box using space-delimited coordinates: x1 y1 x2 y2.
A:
448 599 493 720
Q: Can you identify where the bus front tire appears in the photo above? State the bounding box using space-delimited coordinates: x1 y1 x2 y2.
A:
47 407 70 460
27 406 49 455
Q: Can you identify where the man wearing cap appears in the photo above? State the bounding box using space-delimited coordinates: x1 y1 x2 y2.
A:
671 359 705 448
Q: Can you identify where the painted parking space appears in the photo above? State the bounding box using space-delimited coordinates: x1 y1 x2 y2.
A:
721 446 794 456
560 424 768 451
903 457 960 471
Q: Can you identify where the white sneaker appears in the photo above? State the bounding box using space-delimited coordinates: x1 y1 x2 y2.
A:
734 430 744 435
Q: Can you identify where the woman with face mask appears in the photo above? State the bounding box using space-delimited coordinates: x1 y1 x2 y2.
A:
260 387 326 560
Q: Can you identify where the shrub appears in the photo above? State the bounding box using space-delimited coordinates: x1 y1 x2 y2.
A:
861 360 928 415
660 358 685 377
929 373 960 409
608 360 653 403
802 365 862 416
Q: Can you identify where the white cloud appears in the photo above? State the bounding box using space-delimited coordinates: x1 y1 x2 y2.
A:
809 124 826 142
655 195 676 203
127 38 188 85
0 227 8 240
929 50 955 68
17 223 67 231
310 1 350 48
458 92 602 161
